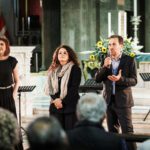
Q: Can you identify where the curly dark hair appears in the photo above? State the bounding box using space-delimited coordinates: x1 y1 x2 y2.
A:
49 44 80 71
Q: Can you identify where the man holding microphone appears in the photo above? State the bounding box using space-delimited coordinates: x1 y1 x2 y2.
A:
95 35 137 150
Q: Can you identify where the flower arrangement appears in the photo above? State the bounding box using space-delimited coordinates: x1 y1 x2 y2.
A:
94 37 136 62
82 36 139 80
82 56 100 80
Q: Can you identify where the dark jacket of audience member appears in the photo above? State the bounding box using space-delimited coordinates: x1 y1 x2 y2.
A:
26 116 69 150
67 93 127 150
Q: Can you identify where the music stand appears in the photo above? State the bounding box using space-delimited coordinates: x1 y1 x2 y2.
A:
18 86 36 131
139 73 150 121
79 79 103 94
139 73 150 81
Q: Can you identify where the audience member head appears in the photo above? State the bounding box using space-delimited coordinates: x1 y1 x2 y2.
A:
0 36 10 56
26 116 69 150
0 108 19 150
138 139 150 150
76 93 106 123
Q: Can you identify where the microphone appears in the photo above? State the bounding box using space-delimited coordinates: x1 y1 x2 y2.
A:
104 56 111 68
106 64 111 68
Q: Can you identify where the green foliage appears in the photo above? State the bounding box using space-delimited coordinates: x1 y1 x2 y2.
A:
95 37 136 59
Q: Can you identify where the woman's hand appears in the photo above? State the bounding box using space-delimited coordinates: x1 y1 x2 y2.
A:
13 91 18 100
53 98 63 109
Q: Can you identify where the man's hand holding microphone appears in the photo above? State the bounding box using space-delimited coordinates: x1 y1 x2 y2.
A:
103 56 111 68
103 56 122 82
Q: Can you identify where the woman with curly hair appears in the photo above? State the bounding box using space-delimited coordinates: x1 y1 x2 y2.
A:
46 44 81 130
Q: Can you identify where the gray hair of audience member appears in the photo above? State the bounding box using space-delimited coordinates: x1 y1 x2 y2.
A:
137 139 150 150
26 116 69 150
0 108 19 150
76 93 106 122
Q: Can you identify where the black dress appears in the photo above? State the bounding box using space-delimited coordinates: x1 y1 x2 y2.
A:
0 56 23 150
0 56 17 116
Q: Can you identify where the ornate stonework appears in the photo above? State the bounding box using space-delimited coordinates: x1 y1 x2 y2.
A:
10 46 35 116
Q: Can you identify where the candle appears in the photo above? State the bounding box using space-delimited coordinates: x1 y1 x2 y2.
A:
118 11 121 36
118 11 127 38
35 52 38 72
28 17 30 30
124 12 127 38
133 0 137 16
108 12 111 37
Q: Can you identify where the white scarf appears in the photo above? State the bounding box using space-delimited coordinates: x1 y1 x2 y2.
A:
47 61 74 99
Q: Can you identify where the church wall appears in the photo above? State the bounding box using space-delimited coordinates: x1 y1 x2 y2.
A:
145 0 150 52
1 0 149 69
61 0 135 52
0 0 16 44
61 0 96 52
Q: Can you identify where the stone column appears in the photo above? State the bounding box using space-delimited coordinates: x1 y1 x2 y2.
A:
61 0 96 52
145 0 150 52
10 46 35 116
41 0 61 69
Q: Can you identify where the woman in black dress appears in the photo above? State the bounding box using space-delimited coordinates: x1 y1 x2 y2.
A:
47 44 81 130
0 36 23 150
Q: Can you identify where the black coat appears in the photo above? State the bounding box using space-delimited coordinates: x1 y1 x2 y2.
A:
95 54 137 108
67 120 127 150
50 65 81 113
